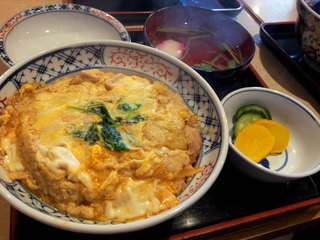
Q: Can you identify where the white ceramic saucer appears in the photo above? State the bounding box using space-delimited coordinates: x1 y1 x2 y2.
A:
0 4 130 66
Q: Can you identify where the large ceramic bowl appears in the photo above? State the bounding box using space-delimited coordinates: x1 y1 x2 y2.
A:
0 40 228 234
0 3 130 67
296 0 320 67
222 87 320 183
144 6 255 78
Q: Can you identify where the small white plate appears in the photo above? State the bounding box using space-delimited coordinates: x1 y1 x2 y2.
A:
0 4 130 66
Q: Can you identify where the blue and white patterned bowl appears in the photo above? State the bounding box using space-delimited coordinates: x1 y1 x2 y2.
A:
0 40 228 234
296 0 320 66
222 87 320 183
0 4 130 67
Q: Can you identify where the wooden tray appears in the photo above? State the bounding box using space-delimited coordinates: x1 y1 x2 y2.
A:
9 11 320 240
10 59 320 239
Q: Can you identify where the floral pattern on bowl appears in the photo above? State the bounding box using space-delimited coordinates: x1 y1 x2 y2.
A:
0 41 228 234
296 0 320 63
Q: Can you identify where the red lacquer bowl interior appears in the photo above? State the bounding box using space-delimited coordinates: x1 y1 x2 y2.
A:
144 6 255 77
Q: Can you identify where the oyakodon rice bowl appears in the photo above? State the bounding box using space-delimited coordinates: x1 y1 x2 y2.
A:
0 41 228 234
1 69 202 222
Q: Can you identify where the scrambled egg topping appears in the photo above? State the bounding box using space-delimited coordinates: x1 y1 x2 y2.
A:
0 69 201 222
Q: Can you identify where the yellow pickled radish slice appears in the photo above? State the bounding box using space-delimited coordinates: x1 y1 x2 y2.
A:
253 119 289 153
234 124 275 163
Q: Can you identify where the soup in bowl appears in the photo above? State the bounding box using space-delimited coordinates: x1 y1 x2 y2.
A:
144 6 255 77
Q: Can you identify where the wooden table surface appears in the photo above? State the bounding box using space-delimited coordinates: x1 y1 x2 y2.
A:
0 0 320 240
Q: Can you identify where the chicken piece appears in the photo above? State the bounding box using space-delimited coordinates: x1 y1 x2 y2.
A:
70 69 105 85
185 125 201 163
142 120 188 150
104 73 125 90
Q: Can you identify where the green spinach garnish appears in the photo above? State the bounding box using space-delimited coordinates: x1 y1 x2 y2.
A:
84 123 100 145
67 123 90 138
67 103 127 151
67 101 146 151
68 103 121 128
126 114 145 123
117 102 141 112
117 102 145 123
99 125 128 151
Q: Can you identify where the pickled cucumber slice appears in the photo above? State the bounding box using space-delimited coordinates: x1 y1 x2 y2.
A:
234 104 271 121
233 110 266 138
